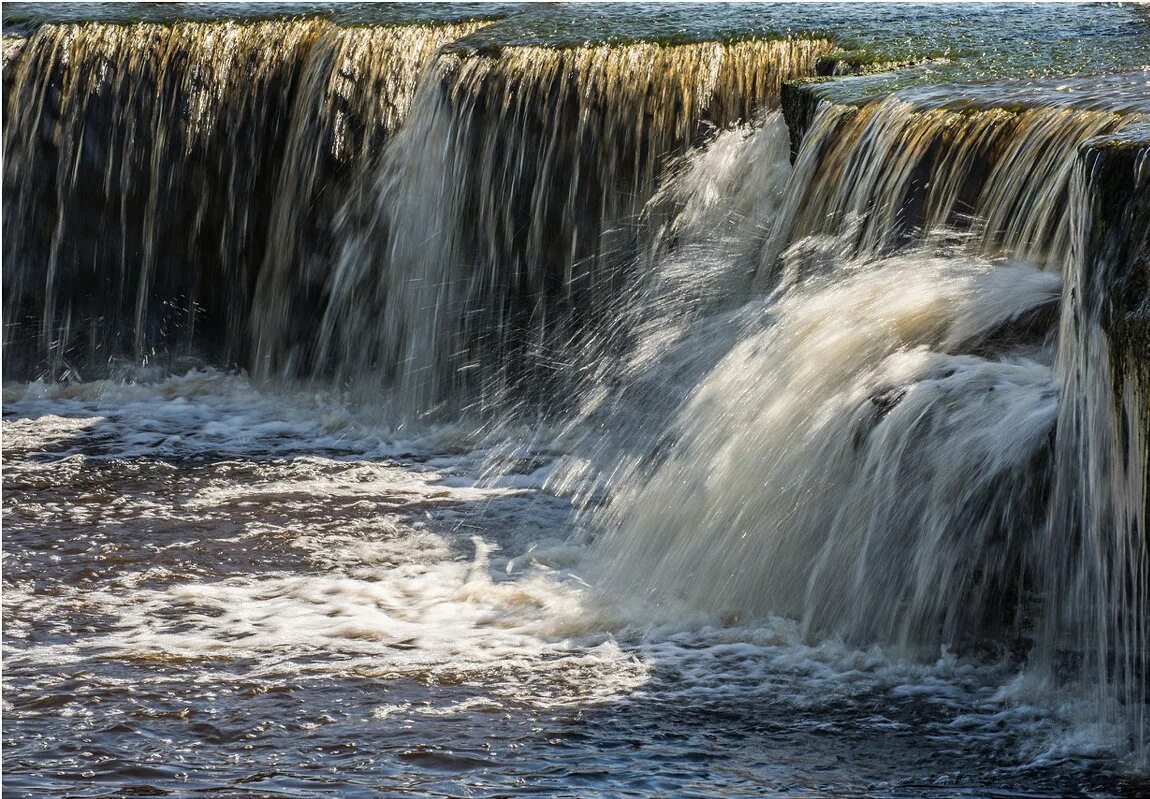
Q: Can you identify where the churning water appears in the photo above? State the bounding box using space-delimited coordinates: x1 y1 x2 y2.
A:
4 3 1150 797
5 372 1147 797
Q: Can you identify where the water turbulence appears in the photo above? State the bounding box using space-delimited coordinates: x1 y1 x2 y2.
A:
309 37 829 417
586 253 1061 647
4 5 1150 796
534 62 1150 760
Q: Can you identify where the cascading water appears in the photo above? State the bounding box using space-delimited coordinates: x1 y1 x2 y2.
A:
581 250 1061 647
541 107 1060 646
4 5 1150 795
1041 127 1150 756
3 20 325 377
249 20 490 378
541 78 1150 759
309 37 830 418
766 80 1150 272
2 18 490 380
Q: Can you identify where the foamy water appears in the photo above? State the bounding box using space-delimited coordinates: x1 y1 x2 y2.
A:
5 372 1147 796
4 8 1148 793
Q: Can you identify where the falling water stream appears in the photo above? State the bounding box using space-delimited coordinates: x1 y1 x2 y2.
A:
4 3 1150 797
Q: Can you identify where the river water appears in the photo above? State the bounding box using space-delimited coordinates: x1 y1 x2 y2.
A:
4 3 1150 797
3 372 1148 797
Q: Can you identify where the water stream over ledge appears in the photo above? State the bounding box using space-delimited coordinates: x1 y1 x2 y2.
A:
4 3 1150 796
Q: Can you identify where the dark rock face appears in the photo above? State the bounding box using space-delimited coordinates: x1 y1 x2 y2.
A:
780 79 827 162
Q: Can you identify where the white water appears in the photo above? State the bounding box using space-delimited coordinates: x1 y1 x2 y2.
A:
3 372 1136 778
5 25 1149 791
521 106 1149 763
583 254 1059 647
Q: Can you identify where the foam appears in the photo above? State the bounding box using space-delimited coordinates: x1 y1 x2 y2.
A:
3 369 1140 771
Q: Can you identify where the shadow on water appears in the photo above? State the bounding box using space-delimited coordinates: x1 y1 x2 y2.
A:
6 623 1150 797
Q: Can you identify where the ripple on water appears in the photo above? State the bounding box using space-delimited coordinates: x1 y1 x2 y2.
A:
4 372 1148 797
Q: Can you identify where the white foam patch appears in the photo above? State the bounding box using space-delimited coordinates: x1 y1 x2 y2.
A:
50 530 651 708
4 369 474 460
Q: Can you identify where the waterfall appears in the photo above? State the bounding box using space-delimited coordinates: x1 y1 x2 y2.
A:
3 20 324 378
542 106 1066 642
3 21 829 394
309 38 831 419
2 18 489 380
249 20 490 379
534 84 1149 756
3 9 1149 765
763 87 1148 274
1042 128 1150 758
